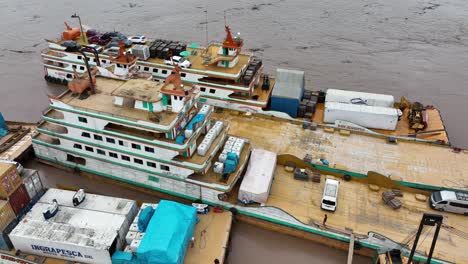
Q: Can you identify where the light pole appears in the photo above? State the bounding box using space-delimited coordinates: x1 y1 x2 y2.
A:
71 13 85 43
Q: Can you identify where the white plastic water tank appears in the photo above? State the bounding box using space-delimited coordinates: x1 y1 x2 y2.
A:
324 102 400 130
225 141 234 149
184 129 193 138
325 89 395 107
136 232 145 240
197 143 209 156
232 146 242 153
129 223 139 232
218 153 227 163
233 141 244 151
125 231 137 244
130 239 141 252
213 162 224 174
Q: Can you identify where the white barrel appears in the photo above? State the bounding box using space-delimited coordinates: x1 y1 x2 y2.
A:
213 162 224 174
325 89 395 107
218 153 227 163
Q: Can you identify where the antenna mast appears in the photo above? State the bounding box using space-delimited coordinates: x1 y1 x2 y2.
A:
205 7 208 46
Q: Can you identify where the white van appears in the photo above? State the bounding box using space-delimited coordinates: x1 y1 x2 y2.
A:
430 190 468 215
321 179 340 212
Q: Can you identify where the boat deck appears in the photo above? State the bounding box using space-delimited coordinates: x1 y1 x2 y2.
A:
253 165 468 263
58 77 178 126
185 210 232 264
311 103 449 143
214 111 468 192
0 122 35 160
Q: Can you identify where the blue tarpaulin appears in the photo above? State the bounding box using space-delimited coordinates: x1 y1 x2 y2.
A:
185 113 205 131
0 113 8 138
136 200 197 264
112 251 133 264
138 206 154 232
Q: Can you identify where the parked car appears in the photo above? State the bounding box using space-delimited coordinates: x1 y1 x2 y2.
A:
430 190 468 215
85 44 103 53
86 29 98 37
104 47 122 56
61 40 81 51
128 35 147 44
105 36 132 48
88 35 102 44
164 56 192 68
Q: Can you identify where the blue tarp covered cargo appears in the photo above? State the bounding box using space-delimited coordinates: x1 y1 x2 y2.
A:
136 200 197 264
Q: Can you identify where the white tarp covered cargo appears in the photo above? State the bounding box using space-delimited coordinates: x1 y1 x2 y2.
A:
9 188 137 264
238 149 277 204
325 89 395 107
324 102 401 130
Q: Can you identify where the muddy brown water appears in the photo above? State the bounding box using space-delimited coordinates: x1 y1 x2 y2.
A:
2 0 467 262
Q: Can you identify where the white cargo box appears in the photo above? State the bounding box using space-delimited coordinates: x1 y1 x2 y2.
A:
213 162 224 174
197 143 209 156
218 153 227 163
232 146 242 153
136 232 145 240
130 239 141 252
126 231 137 244
224 141 234 149
130 223 139 232
233 141 244 151
324 102 400 130
199 105 212 115
238 149 277 204
184 129 194 138
132 45 150 60
325 89 395 107
223 146 232 153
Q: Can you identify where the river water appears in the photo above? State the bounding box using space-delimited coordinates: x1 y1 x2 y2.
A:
1 0 467 262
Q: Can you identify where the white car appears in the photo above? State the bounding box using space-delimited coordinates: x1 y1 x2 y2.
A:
128 36 147 44
85 44 103 53
164 56 192 68
104 47 121 56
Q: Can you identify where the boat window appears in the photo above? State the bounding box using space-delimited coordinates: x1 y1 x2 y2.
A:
72 65 77 69
78 116 87 123
117 63 121 68
118 140 127 146
96 149 105 155
102 59 107 64
145 146 155 153
66 73 72 79
106 137 116 144
81 132 91 138
162 70 167 74
134 158 143 165
132 143 141 150
209 89 216 94
200 87 206 92
94 135 103 141
160 164 170 171
153 68 158 73
77 55 82 60
147 161 156 168
73 144 82 149
109 152 118 158
80 66 85 71
181 73 186 77
322 200 335 206
450 202 468 209
85 146 94 152
86 57 90 61
121 155 130 161
144 67 149 71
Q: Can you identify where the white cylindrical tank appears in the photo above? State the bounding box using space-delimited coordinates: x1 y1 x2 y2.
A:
325 89 395 107
323 102 401 130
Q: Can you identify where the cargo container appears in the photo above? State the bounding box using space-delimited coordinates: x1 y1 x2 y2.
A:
7 184 30 215
21 168 44 202
270 69 305 118
325 89 395 107
324 102 401 130
0 218 18 251
0 163 22 198
0 200 15 232
9 188 136 264
131 45 150 61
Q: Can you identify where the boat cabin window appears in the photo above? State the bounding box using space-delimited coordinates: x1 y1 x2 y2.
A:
94 135 103 141
72 65 77 69
153 68 158 73
77 55 82 60
81 132 91 138
73 144 82 149
144 67 149 71
118 140 127 146
209 89 216 94
80 66 85 71
200 87 206 92
145 146 155 153
66 74 72 79
117 63 122 68
96 149 105 155
160 164 170 171
147 162 156 168
109 152 118 158
66 154 86 165
134 158 143 165
102 59 107 64
132 143 141 150
162 70 168 74
85 146 94 152
181 73 186 77
78 116 87 123
121 155 130 161
106 137 116 144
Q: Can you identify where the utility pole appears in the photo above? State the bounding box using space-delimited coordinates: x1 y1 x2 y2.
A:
71 13 85 43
